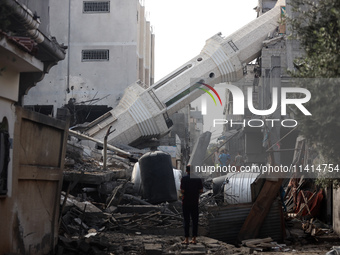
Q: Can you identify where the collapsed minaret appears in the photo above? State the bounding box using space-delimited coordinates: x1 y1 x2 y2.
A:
83 0 285 148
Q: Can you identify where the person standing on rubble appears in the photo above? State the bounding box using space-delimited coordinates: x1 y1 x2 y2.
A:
180 165 203 245
214 148 220 167
213 148 221 177
234 151 244 172
219 149 231 168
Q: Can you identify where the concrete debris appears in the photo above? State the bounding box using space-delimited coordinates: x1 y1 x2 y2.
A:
61 192 102 213
326 246 340 255
58 188 234 254
240 237 289 252
57 232 245 255
281 176 340 247
57 136 340 255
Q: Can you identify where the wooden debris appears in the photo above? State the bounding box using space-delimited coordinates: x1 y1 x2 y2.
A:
302 218 327 237
106 183 126 208
296 191 317 217
238 179 283 241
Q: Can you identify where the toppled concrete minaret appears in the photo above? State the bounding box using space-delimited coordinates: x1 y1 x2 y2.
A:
84 0 285 148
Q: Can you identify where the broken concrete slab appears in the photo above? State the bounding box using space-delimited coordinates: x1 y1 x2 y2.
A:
144 243 162 255
180 251 205 255
187 243 206 251
198 236 219 244
61 193 102 213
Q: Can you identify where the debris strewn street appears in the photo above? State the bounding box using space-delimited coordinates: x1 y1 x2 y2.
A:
56 140 340 254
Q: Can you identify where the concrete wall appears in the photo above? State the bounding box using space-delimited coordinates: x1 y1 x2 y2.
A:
0 31 68 254
0 33 45 196
0 70 18 198
24 0 154 117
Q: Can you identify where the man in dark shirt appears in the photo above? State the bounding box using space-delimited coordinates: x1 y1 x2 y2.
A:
180 165 203 244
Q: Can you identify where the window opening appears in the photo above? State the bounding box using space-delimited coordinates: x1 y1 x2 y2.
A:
82 50 109 61
83 1 110 13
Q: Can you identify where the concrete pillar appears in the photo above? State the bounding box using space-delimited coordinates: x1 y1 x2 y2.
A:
150 33 155 85
144 21 151 87
270 56 281 165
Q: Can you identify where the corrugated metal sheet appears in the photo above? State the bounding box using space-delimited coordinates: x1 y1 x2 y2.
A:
208 199 284 244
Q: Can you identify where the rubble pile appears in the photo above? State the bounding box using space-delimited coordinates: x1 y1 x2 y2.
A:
57 139 340 254
58 232 246 255
284 177 323 217
282 176 338 244
58 189 235 254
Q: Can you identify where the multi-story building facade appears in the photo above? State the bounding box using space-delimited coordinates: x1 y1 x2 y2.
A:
24 0 155 125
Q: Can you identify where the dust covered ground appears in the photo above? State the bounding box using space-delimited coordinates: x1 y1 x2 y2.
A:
57 231 340 254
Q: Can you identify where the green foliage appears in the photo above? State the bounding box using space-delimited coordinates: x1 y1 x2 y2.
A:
289 0 340 78
295 78 340 163
288 0 340 187
288 0 340 163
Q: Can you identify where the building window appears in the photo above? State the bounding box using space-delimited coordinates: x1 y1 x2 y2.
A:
83 1 110 13
82 50 109 62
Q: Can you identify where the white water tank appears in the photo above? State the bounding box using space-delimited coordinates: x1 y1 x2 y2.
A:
224 172 260 204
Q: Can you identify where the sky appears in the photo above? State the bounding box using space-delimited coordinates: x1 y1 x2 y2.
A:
144 0 258 142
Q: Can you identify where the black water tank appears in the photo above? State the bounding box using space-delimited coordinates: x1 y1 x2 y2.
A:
139 151 177 204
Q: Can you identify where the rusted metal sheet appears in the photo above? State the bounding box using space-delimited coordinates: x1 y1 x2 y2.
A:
238 179 284 241
0 108 69 255
208 199 284 244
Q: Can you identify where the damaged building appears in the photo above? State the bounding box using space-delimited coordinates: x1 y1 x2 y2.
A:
221 0 340 242
21 0 203 167
1 0 340 254
23 0 155 125
0 0 68 254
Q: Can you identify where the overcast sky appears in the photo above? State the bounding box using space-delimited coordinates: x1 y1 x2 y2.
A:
144 0 258 141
